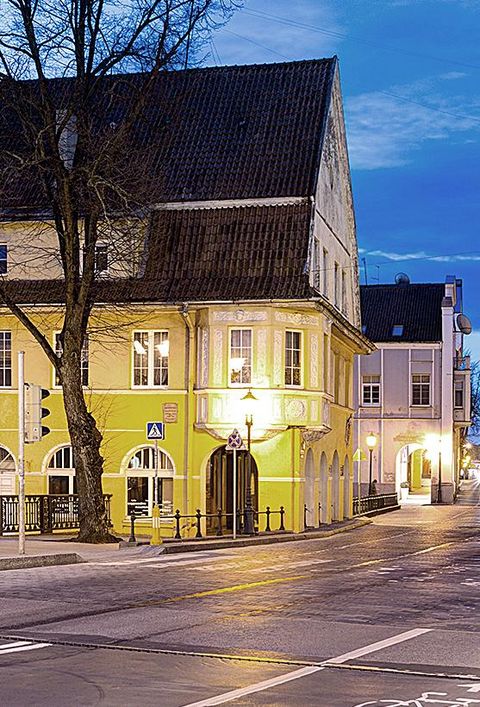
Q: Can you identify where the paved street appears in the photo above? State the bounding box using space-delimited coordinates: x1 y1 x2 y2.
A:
1 480 480 706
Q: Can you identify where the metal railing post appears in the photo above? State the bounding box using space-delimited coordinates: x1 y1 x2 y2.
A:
265 506 271 532
216 508 223 536
129 511 136 543
279 506 285 531
195 509 202 538
174 509 182 539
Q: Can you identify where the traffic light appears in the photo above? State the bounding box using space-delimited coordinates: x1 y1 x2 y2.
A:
24 383 51 443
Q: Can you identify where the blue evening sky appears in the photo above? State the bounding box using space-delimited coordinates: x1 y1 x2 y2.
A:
210 0 480 358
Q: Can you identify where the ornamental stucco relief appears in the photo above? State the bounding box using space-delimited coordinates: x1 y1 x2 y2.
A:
323 400 331 426
275 312 317 326
273 330 282 385
213 310 267 322
286 398 307 419
213 329 223 386
257 329 267 378
201 328 209 387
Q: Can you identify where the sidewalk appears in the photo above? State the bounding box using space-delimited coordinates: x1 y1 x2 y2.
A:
0 516 372 569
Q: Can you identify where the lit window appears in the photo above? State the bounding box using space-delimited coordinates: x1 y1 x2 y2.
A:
0 245 7 275
54 334 89 386
132 331 168 387
455 380 464 408
362 375 380 405
230 329 252 385
126 446 174 517
392 325 404 337
412 374 430 406
285 331 302 386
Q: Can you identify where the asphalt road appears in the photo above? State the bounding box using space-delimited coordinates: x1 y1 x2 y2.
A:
1 479 480 706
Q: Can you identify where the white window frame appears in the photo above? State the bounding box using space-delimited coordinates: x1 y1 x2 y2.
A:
362 375 380 406
125 446 174 517
46 445 76 494
312 238 320 290
132 330 169 389
94 242 109 275
0 331 11 388
454 380 464 409
322 248 328 297
53 333 89 388
0 244 7 275
229 328 252 387
285 330 303 388
334 262 340 308
411 373 431 407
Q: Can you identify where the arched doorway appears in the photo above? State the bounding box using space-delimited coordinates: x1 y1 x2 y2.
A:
0 446 15 495
206 446 258 535
123 446 175 517
344 456 351 518
332 451 341 521
304 449 315 527
396 444 431 501
319 453 328 524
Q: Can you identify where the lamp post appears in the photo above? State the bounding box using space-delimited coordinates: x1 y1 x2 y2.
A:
241 388 257 535
437 438 443 503
366 432 377 496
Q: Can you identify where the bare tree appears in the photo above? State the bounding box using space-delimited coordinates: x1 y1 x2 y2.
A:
0 0 238 541
469 359 480 439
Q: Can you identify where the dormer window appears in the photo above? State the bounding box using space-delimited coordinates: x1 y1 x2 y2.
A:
392 325 404 337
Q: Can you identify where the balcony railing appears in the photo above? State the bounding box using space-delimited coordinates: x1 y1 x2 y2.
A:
0 494 112 535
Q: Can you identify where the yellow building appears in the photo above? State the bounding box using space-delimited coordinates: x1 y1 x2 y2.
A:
0 58 372 535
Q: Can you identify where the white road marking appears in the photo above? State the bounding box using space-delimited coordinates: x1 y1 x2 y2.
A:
0 641 32 650
326 628 432 664
181 665 324 707
181 627 432 706
89 554 236 568
0 642 51 655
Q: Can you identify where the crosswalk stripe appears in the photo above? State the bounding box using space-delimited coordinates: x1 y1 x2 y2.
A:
0 641 32 650
0 642 51 655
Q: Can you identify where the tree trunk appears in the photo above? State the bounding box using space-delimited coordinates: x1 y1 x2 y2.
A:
61 355 118 543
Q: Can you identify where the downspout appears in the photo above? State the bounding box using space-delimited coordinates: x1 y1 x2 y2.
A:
180 304 195 515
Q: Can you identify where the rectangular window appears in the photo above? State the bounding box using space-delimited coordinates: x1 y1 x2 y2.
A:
412 374 430 406
312 239 320 290
455 380 464 408
362 375 380 405
127 477 173 517
229 329 252 385
341 270 347 314
133 331 169 387
0 245 7 275
322 248 328 297
0 332 11 387
95 244 108 274
334 262 339 307
285 330 302 386
54 334 89 386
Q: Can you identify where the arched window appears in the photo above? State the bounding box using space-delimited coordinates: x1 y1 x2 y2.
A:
0 446 15 494
47 445 76 495
126 446 174 517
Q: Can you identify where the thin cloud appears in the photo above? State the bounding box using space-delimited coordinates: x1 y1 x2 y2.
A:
366 249 480 263
346 78 480 170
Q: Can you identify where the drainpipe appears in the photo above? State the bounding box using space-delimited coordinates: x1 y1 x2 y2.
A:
180 304 195 516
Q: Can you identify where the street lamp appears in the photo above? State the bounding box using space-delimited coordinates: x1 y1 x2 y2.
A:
366 432 377 496
241 388 257 535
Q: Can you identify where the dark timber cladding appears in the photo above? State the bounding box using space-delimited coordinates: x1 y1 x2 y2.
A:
0 58 336 210
361 283 445 342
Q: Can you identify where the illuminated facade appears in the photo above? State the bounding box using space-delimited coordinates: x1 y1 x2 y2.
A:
0 58 372 534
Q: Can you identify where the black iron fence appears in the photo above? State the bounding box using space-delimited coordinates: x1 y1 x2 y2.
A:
353 493 398 516
129 506 286 542
0 494 112 535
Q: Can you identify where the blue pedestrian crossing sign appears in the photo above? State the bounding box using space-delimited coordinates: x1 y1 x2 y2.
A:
146 422 165 440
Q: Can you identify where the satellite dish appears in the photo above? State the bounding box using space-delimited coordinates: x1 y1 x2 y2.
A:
456 313 472 335
395 272 410 285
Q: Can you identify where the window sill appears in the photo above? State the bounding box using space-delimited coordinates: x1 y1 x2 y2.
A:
131 385 169 390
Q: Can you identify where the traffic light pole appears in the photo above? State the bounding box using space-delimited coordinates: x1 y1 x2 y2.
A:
18 351 25 555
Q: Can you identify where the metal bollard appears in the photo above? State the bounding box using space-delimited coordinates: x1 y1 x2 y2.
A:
174 509 182 539
195 509 202 538
304 503 308 529
151 504 162 546
279 506 285 531
129 511 136 544
265 506 271 532
216 508 223 536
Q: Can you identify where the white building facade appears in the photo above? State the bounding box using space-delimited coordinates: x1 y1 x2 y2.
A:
354 276 471 504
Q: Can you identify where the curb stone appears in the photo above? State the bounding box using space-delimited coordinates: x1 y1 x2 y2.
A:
0 553 83 571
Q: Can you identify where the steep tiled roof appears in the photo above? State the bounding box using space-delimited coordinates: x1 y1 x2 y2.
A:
2 202 314 303
360 283 445 342
0 59 336 210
